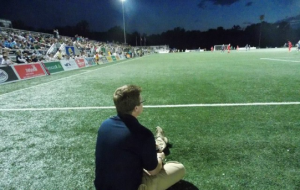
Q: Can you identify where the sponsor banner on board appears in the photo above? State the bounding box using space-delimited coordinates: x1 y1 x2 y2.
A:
119 54 126 60
43 61 64 74
60 59 79 71
100 57 108 63
85 57 96 66
0 66 19 83
106 56 113 62
74 58 87 68
111 56 117 61
65 46 75 56
13 63 47 79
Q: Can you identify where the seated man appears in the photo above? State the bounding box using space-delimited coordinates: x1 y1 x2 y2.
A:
23 53 31 63
94 85 185 190
15 51 27 64
1 54 14 66
30 53 38 62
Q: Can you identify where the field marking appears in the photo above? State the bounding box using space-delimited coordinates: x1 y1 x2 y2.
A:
0 58 142 98
0 102 299 111
260 58 300 63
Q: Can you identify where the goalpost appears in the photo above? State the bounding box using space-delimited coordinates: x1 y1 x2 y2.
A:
214 44 229 51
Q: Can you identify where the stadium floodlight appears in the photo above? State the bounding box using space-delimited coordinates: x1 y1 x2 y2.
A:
121 0 126 45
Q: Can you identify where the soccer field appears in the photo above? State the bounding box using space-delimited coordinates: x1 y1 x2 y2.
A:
1 49 300 189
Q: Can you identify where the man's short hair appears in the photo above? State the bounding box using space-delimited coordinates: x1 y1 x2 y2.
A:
113 85 142 115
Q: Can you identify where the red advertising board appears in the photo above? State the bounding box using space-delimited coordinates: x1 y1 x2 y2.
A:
13 63 47 79
75 58 86 68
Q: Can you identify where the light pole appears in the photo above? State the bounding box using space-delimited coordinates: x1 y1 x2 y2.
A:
259 14 264 48
121 0 126 45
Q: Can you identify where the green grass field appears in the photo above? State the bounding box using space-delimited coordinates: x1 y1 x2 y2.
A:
1 49 300 190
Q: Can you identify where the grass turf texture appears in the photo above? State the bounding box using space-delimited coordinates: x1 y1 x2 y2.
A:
1 49 300 189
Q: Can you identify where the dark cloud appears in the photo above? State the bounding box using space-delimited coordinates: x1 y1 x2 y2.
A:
277 14 300 23
198 0 240 9
245 2 253 7
276 14 300 28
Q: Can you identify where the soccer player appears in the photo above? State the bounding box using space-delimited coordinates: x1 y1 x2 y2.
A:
288 41 292 52
94 52 100 65
227 43 231 53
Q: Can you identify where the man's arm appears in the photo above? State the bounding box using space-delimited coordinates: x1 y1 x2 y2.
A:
17 56 27 63
146 152 165 176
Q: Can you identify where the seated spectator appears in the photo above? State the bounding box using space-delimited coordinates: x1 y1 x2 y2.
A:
18 41 26 49
10 39 17 49
0 40 4 49
65 54 74 60
23 53 31 63
45 53 56 61
69 52 76 59
1 54 14 66
33 41 41 49
17 33 26 41
30 53 38 62
80 51 87 58
15 51 27 64
53 49 62 60
3 39 10 48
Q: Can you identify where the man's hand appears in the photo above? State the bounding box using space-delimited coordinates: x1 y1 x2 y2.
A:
157 152 165 161
145 152 166 176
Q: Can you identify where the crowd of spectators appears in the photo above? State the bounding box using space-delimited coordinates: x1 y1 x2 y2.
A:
1 27 152 66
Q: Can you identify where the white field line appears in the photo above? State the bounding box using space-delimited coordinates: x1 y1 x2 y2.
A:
0 57 141 98
260 58 300 63
0 102 299 111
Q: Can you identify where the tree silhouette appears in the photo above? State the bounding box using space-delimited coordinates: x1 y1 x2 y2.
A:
10 18 300 50
75 20 90 37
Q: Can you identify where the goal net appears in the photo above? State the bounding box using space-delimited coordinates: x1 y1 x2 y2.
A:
214 44 229 51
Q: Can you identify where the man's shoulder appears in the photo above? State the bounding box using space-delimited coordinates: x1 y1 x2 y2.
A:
102 115 115 120
134 124 154 140
101 115 121 125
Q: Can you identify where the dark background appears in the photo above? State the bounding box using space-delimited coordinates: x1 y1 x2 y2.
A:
1 0 300 49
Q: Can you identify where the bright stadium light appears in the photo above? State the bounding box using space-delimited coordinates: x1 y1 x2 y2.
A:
121 0 126 44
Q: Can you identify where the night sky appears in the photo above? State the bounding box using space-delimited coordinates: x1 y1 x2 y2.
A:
1 0 299 35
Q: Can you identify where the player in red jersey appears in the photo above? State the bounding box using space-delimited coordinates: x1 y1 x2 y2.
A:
288 41 292 52
227 44 231 53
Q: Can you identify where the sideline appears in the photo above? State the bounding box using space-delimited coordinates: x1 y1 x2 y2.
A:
0 57 143 98
0 102 299 111
260 58 300 63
